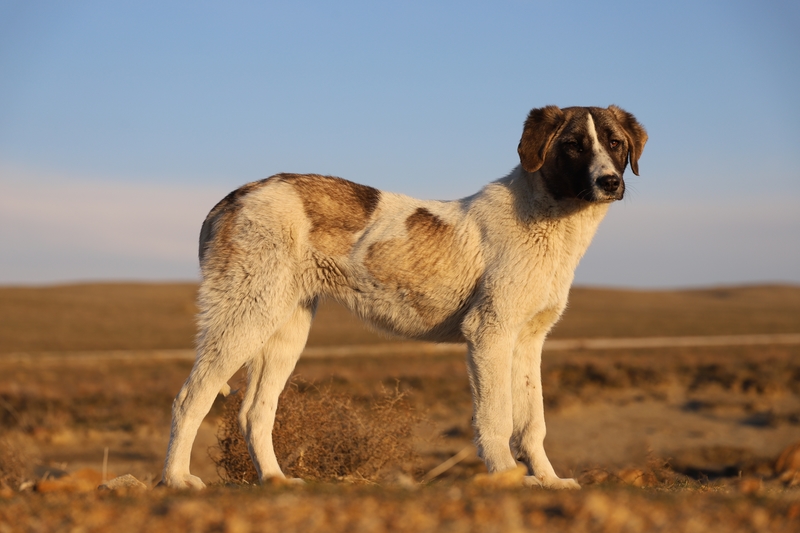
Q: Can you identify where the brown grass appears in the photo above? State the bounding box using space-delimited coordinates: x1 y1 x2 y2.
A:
4 283 800 352
2 283 800 531
0 439 26 490
0 283 198 352
212 380 420 484
552 284 800 338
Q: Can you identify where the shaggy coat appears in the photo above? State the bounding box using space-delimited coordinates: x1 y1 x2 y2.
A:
162 105 647 489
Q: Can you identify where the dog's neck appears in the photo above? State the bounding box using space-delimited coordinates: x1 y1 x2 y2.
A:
500 165 611 225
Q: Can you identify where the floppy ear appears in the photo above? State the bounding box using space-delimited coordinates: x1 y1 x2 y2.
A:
517 105 565 173
608 105 648 176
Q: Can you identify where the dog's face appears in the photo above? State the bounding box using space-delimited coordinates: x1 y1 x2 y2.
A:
517 105 647 202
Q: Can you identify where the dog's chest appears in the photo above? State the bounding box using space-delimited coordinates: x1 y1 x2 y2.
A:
484 204 609 318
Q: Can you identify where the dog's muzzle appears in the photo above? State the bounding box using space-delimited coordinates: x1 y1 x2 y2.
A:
594 174 624 201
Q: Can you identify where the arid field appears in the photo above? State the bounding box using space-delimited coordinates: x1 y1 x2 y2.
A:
1 283 800 532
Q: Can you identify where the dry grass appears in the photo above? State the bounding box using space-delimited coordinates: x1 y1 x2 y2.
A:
552 284 800 338
4 283 800 352
2 283 800 531
0 440 26 490
212 380 420 484
1 483 799 532
0 357 191 433
0 283 198 352
2 346 799 531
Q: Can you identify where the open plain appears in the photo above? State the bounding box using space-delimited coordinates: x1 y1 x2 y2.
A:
1 283 800 531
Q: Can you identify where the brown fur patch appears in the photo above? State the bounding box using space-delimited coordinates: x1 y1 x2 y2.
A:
607 105 648 175
199 178 272 264
365 207 478 326
280 174 381 256
517 106 566 173
404 206 449 234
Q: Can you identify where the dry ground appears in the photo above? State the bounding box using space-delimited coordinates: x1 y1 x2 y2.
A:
3 283 800 352
1 283 800 531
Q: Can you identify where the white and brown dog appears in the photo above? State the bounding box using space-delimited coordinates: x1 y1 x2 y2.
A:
162 105 647 489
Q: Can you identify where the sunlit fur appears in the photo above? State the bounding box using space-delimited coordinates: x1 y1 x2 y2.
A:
162 105 647 490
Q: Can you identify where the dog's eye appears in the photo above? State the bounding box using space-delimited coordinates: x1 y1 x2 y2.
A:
565 140 582 152
609 139 621 148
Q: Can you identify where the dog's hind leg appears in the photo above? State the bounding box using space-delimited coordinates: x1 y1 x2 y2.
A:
161 328 266 489
162 350 250 488
161 286 301 489
511 321 580 490
238 300 316 482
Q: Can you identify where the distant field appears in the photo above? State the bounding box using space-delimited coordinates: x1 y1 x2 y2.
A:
2 283 800 352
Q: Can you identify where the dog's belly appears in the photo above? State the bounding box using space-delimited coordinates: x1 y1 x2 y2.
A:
311 247 479 343
342 277 473 342
303 199 484 342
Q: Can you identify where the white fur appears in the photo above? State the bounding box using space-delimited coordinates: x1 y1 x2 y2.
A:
161 106 645 491
586 113 617 180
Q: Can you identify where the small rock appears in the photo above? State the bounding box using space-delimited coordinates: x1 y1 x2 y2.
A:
387 472 417 489
0 485 14 499
776 441 800 484
618 468 657 488
781 471 800 487
98 474 148 491
737 477 763 495
36 468 108 493
580 468 613 485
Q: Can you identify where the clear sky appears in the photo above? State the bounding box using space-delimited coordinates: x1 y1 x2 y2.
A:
1 0 798 287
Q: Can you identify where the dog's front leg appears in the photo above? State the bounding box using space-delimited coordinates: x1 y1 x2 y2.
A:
511 323 580 489
464 329 519 474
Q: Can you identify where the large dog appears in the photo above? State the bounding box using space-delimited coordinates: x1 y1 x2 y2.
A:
162 105 647 489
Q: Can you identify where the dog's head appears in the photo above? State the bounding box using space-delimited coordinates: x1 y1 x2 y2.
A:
517 105 647 202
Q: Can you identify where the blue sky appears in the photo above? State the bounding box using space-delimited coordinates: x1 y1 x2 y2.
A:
1 0 798 287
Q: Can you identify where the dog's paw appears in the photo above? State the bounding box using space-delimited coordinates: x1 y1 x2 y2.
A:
545 476 581 490
523 475 544 488
158 473 207 490
524 475 581 490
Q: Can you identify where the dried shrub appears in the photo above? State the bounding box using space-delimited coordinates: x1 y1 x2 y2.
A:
212 379 419 484
0 439 27 490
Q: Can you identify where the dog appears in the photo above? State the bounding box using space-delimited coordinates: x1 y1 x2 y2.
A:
161 105 647 489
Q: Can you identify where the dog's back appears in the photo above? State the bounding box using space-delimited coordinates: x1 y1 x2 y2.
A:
197 173 484 343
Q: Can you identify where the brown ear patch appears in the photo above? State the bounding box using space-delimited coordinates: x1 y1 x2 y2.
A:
281 174 381 256
518 106 566 173
607 105 648 176
365 207 479 326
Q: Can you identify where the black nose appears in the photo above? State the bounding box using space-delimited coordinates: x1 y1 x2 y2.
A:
597 174 621 193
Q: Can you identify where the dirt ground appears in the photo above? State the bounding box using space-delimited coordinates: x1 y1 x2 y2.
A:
1 284 800 531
